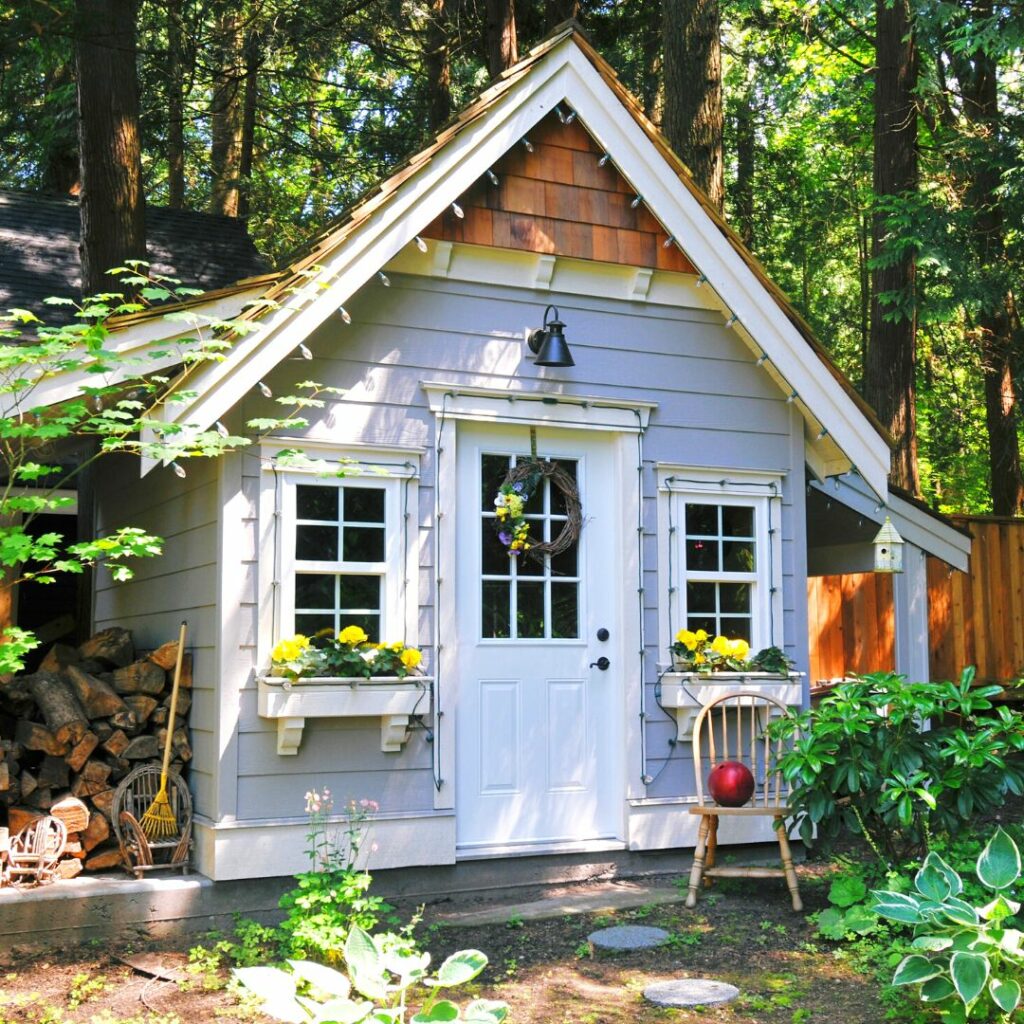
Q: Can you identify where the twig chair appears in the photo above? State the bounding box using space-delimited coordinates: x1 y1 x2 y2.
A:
685 691 802 911
112 764 192 877
6 816 67 887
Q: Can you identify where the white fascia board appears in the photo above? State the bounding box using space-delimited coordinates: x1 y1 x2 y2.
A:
1 286 264 418
810 476 971 570
148 55 577 443
560 48 890 499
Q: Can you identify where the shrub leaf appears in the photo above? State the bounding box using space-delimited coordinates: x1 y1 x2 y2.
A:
950 951 989 1006
976 827 1021 890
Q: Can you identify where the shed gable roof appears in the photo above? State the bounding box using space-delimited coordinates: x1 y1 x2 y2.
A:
35 23 890 497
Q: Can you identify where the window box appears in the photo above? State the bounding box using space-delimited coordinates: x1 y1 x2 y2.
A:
257 675 433 755
659 672 803 742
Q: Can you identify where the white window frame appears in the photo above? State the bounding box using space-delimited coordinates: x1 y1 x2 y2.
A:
259 440 421 660
656 465 784 662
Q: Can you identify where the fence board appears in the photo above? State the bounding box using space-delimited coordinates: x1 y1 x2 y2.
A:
812 516 1024 686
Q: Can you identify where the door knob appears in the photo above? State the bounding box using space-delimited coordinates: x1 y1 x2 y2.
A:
589 657 610 671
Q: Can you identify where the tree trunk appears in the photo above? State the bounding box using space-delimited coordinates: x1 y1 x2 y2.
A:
237 30 259 219
74 0 146 296
733 75 756 247
484 0 518 78
425 0 452 131
166 4 186 208
864 0 919 494
545 0 580 29
959 14 1024 514
210 9 245 218
639 0 663 123
662 0 724 211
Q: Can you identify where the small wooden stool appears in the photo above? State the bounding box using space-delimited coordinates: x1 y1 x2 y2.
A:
684 692 802 912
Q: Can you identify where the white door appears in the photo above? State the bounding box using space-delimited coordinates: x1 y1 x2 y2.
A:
454 423 624 854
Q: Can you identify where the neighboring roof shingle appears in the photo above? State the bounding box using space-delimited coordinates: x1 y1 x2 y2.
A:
0 189 269 318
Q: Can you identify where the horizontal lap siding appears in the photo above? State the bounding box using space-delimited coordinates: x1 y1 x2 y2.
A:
93 454 220 816
228 271 803 811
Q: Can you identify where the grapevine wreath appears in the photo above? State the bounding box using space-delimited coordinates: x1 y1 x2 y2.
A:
493 458 583 562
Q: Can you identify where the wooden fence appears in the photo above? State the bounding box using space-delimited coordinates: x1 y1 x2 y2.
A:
808 516 1024 685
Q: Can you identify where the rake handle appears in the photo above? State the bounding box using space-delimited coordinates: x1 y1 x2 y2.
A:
159 621 188 782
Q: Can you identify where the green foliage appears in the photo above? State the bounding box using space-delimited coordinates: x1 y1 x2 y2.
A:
873 828 1024 1022
232 925 506 1024
770 670 1024 864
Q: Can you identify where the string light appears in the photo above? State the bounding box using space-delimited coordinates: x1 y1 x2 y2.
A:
172 462 186 479
834 477 841 491
756 353 769 366
259 381 272 398
663 236 675 248
724 315 738 328
695 273 707 287
816 427 829 441
556 105 576 125
298 343 313 360
337 306 352 324
598 153 611 167
377 271 391 286
414 236 428 252
486 169 499 186
630 194 643 209
874 502 885 513
215 421 229 438
90 395 103 413
786 391 798 404
450 202 464 219
520 137 533 152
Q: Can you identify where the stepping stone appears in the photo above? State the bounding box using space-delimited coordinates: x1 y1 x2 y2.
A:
643 979 740 1008
587 925 669 950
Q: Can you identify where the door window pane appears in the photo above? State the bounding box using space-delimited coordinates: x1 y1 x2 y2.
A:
480 453 580 640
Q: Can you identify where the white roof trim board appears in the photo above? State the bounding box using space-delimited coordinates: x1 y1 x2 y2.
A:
94 32 889 495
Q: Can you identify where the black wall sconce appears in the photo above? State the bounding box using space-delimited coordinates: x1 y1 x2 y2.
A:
527 305 575 367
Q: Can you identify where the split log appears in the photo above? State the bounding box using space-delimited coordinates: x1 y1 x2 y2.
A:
15 719 68 756
122 734 160 760
179 653 193 688
26 672 89 746
81 812 109 852
123 695 158 723
84 848 123 871
91 720 114 742
39 755 70 790
90 788 115 817
103 729 130 757
71 760 113 798
25 789 54 810
0 761 8 792
20 769 37 799
109 709 138 734
57 858 83 879
147 640 180 671
111 661 165 696
67 732 100 772
107 756 131 780
79 627 134 668
64 665 129 719
39 643 81 674
8 806 42 834
51 794 90 833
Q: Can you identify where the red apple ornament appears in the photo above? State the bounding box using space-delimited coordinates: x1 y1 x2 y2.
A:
708 760 755 807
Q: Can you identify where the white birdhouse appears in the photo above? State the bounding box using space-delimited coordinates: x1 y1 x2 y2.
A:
873 516 904 573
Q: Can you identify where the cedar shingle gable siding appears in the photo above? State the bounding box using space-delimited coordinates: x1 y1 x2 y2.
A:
422 112 696 272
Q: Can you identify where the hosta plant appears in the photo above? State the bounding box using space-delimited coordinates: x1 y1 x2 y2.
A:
872 827 1024 1021
233 924 507 1024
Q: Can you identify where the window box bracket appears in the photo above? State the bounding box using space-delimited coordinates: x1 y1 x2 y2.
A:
257 676 433 755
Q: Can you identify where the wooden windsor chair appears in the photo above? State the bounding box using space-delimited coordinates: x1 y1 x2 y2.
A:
684 691 802 911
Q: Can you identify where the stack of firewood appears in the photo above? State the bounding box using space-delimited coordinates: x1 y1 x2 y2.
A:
0 627 191 877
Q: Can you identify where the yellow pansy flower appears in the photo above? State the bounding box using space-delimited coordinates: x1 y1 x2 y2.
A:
272 634 310 663
400 648 423 669
694 652 706 665
675 629 698 651
694 629 709 643
729 638 750 660
338 625 369 645
710 635 732 657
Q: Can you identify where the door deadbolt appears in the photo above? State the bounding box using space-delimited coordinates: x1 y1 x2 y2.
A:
596 627 610 642
589 657 611 671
